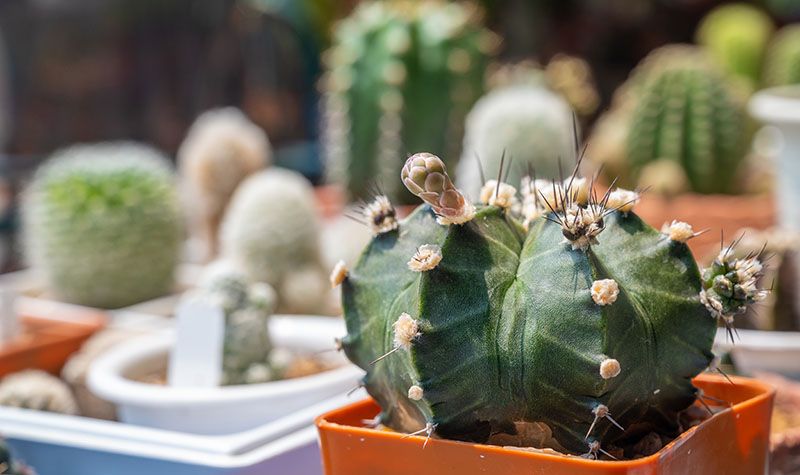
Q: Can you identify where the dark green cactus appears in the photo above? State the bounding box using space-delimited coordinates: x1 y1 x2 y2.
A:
335 152 766 456
625 46 747 195
763 25 800 87
323 1 496 203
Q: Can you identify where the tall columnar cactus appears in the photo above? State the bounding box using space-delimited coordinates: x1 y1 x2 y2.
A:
178 107 271 261
456 83 575 199
22 143 183 309
625 45 747 194
763 25 800 87
695 3 774 89
196 267 277 385
323 0 496 203
220 168 329 314
333 152 767 456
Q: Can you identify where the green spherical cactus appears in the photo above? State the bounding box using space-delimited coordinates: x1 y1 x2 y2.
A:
22 143 183 309
695 3 774 89
763 25 800 87
219 168 329 314
335 152 767 456
199 266 277 385
323 0 496 203
456 83 575 199
625 46 747 194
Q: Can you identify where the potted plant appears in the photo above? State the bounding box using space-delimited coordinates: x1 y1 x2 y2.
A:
317 152 775 473
87 269 361 435
589 45 774 258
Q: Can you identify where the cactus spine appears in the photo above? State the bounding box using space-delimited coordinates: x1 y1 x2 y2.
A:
625 46 747 194
219 168 329 314
323 0 496 203
178 107 271 261
336 152 767 455
695 3 774 89
0 370 78 415
763 25 800 87
198 267 277 385
22 143 182 309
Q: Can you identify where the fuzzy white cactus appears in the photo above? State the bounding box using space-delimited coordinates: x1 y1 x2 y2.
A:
457 84 575 199
0 370 77 415
219 168 329 314
178 108 271 261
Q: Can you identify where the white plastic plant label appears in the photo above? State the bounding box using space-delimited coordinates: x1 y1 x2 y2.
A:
168 296 225 388
0 287 19 343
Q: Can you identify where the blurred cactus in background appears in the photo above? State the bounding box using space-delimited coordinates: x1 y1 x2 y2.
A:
0 370 77 415
178 107 271 262
198 266 278 385
695 3 774 91
0 440 34 475
456 62 576 199
22 143 182 308
763 25 800 87
220 168 330 314
591 45 748 195
322 0 497 203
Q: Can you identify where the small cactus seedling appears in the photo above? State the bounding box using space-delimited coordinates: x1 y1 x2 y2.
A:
0 370 77 415
220 168 329 314
335 151 766 455
624 45 748 194
322 0 496 203
22 143 183 309
197 266 278 385
695 3 774 89
178 107 271 261
763 25 800 87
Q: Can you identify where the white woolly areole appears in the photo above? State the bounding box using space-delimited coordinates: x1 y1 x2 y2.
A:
436 202 476 226
408 385 424 401
599 358 621 379
330 260 348 288
606 189 639 213
393 312 420 350
592 404 609 417
661 220 694 243
479 180 518 209
364 195 398 234
563 177 590 205
591 279 619 306
408 245 443 272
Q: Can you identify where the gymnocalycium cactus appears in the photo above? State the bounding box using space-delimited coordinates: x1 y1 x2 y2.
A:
323 0 496 203
197 267 277 385
334 152 767 456
625 45 747 194
763 25 800 87
22 143 182 309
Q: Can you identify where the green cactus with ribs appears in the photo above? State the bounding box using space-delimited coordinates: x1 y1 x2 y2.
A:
763 25 800 87
624 45 748 194
323 0 496 203
333 152 767 456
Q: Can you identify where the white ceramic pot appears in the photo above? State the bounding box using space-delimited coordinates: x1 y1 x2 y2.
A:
714 327 800 379
87 315 363 435
749 86 800 231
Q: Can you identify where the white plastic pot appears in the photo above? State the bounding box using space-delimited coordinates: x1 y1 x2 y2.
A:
714 327 800 379
0 390 366 475
87 315 363 435
750 86 800 231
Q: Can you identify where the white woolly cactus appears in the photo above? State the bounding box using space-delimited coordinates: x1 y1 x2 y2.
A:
0 370 77 415
457 84 575 199
22 143 183 309
178 107 271 260
220 168 329 314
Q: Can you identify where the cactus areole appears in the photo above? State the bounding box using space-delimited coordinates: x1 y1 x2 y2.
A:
337 152 766 457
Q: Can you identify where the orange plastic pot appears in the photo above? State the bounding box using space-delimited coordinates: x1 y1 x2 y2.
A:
0 300 106 377
316 374 774 475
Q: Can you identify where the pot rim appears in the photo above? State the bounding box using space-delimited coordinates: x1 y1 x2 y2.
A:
87 315 363 406
750 85 800 124
315 373 775 468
